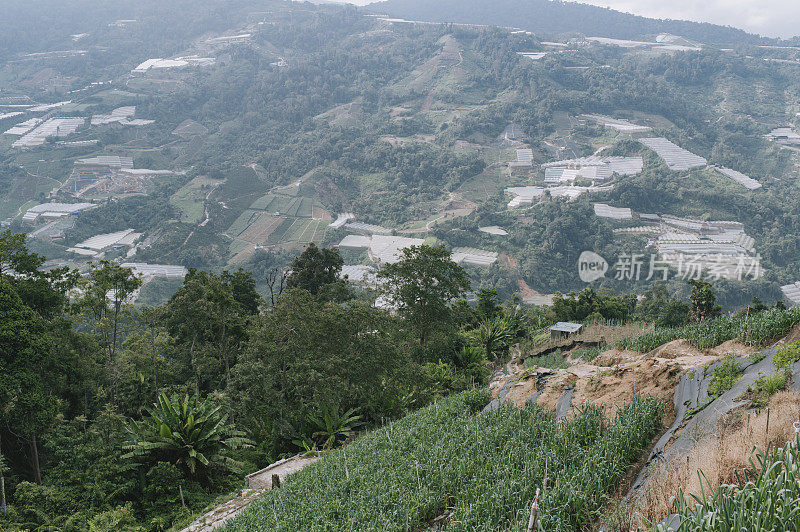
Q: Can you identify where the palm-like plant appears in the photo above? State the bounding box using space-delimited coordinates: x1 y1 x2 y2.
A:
123 393 252 480
468 316 515 360
307 404 362 451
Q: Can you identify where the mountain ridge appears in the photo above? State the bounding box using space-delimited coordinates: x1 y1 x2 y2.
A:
367 0 772 45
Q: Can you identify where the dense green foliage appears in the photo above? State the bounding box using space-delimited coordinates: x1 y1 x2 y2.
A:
0 234 497 530
2 0 800 528
225 390 663 531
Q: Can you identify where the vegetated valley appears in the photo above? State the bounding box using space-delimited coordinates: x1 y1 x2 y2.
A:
2 0 800 530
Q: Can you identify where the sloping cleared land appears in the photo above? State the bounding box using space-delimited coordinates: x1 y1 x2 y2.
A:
224 389 662 531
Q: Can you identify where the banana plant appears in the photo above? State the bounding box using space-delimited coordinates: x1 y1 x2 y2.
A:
307 404 362 451
123 393 253 480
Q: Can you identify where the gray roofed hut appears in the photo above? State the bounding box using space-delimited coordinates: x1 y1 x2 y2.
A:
549 322 583 340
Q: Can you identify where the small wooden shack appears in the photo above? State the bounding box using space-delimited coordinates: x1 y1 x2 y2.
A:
549 322 582 340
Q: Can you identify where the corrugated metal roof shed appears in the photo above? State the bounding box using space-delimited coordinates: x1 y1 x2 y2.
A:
550 322 583 333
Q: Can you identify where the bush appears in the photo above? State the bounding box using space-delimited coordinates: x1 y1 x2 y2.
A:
708 355 743 397
773 341 800 371
87 503 144 532
527 349 569 369
573 346 602 361
749 372 789 408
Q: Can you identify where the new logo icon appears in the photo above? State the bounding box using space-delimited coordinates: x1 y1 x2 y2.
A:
578 251 608 282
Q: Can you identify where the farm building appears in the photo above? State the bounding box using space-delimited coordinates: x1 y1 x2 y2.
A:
68 229 141 256
517 52 547 60
505 186 546 207
545 166 609 182
22 202 95 223
499 123 526 142
3 118 43 136
120 263 187 278
132 56 215 74
205 34 251 44
593 203 633 220
505 185 612 207
90 106 155 127
654 228 757 280
550 322 582 340
66 158 174 197
655 34 701 49
714 167 762 190
76 156 134 169
768 127 800 145
340 265 379 285
0 111 24 121
28 101 70 112
508 148 534 176
12 117 85 147
478 226 508 236
781 282 800 306
91 106 135 125
329 213 355 229
450 247 498 267
338 235 372 249
337 234 424 264
369 235 425 263
579 114 651 133
77 229 140 250
614 226 661 235
344 221 391 235
543 156 642 176
639 138 707 171
28 218 75 240
543 156 643 183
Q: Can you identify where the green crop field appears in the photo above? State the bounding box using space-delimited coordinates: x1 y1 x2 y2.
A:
250 194 315 217
264 217 294 245
225 390 663 531
227 210 261 237
617 307 800 353
281 218 318 242
170 176 220 224
250 194 277 211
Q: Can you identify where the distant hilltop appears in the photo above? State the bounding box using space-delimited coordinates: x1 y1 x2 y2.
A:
367 0 771 46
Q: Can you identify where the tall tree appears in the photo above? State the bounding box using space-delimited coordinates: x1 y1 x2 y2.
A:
688 279 722 322
286 243 347 301
379 245 470 348
0 279 58 483
165 270 255 394
230 290 406 454
75 261 142 402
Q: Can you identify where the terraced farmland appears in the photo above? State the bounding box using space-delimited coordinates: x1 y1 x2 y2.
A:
239 214 287 244
250 193 315 217
281 218 326 243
